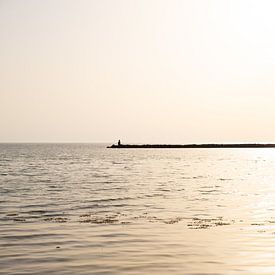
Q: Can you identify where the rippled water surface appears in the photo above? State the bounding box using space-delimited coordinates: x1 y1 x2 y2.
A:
2 144 275 274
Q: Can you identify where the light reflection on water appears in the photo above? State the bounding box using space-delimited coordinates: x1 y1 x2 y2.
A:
1 144 275 274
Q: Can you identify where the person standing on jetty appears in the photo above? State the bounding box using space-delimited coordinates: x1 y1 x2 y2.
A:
118 140 121 146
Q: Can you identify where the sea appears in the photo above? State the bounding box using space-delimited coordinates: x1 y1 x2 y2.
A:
1 143 275 274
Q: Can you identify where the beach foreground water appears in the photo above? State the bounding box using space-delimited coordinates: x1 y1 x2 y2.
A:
1 144 275 274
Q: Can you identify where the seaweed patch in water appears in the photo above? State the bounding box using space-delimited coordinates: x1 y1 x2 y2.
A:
188 217 231 229
79 215 119 224
13 218 26 222
44 217 69 223
163 217 183 224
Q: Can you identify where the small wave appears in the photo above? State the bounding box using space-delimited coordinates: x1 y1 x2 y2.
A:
96 198 132 203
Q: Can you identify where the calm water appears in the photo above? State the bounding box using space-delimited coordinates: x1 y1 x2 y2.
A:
1 144 275 274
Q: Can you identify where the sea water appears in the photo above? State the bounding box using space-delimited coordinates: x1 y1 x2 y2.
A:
1 143 275 274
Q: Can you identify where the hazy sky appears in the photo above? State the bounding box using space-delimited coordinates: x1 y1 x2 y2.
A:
1 0 275 143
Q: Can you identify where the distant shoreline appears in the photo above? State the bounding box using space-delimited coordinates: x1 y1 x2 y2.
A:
108 144 275 149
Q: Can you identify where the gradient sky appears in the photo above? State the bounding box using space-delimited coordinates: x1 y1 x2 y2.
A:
1 0 275 143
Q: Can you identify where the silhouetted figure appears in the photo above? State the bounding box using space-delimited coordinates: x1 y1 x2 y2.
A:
118 140 121 146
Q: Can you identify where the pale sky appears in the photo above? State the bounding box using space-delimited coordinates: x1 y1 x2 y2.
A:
1 0 275 143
